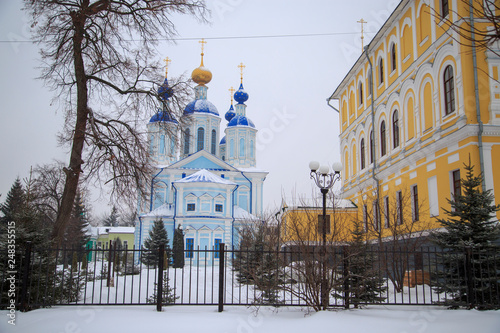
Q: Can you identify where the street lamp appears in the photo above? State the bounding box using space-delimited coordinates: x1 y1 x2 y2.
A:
309 161 342 310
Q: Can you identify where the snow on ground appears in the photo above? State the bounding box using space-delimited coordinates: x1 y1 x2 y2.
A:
1 305 499 333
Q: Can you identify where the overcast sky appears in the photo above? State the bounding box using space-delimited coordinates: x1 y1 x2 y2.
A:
0 0 399 217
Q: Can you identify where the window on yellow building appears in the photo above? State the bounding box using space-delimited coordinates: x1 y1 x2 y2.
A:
360 138 366 169
378 58 384 85
363 204 368 232
412 185 419 222
317 214 331 234
393 110 400 148
380 120 387 156
384 196 390 228
396 191 403 225
358 82 363 106
452 169 461 199
390 43 397 72
441 0 449 19
444 65 455 115
367 68 373 96
369 131 374 164
373 200 380 231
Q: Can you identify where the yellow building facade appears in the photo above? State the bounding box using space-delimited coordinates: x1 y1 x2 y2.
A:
330 0 500 239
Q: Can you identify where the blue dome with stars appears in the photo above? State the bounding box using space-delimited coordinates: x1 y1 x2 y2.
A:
157 78 173 100
149 110 178 124
183 99 219 116
225 104 236 122
228 115 255 128
220 135 226 145
234 83 249 104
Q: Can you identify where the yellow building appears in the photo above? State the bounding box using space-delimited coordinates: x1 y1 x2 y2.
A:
96 227 135 250
329 0 500 239
280 199 358 247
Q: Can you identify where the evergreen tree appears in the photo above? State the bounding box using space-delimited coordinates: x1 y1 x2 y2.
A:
103 206 119 227
0 177 25 225
141 219 170 268
172 225 185 268
333 219 386 307
235 225 284 305
63 192 90 258
432 161 500 309
146 272 178 305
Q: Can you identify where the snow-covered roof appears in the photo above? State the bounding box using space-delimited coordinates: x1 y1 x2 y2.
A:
174 169 236 185
142 203 175 218
285 198 357 209
96 227 135 235
238 167 269 173
234 206 260 221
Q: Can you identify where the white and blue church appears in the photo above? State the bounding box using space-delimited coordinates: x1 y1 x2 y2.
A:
134 50 268 259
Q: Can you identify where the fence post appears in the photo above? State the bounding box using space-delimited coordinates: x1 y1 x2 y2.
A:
20 241 32 312
107 241 113 287
157 244 165 312
465 246 475 309
343 246 350 309
218 243 225 313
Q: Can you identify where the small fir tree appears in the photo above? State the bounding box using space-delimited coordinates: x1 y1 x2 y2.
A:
172 225 185 268
432 161 500 309
64 191 90 261
141 219 170 268
103 206 119 227
333 219 386 307
146 272 178 305
0 177 25 224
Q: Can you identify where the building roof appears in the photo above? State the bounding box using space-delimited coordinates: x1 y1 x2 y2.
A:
96 227 135 235
174 169 236 185
183 99 219 116
142 203 175 218
234 206 260 221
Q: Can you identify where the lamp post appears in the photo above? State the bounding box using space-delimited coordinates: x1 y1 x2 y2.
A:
309 161 342 310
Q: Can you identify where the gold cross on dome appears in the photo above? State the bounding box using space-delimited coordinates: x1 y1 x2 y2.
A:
199 38 207 55
238 62 246 83
229 86 235 103
357 18 367 50
163 57 171 77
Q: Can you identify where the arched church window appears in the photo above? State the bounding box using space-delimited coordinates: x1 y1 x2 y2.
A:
184 129 190 155
239 138 245 158
229 139 234 158
197 127 204 152
250 140 254 158
443 65 455 115
211 129 216 154
150 135 154 155
160 135 165 155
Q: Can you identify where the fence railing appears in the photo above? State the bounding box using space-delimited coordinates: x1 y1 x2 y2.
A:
1 243 499 311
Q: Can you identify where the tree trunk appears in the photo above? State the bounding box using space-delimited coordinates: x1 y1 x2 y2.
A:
52 11 89 246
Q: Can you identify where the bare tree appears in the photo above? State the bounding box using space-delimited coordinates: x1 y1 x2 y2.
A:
279 193 353 311
356 187 433 292
24 0 208 245
436 0 499 55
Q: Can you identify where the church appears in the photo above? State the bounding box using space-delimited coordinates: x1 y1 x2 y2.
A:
134 44 268 259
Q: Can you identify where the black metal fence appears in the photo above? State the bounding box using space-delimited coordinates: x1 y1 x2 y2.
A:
1 243 499 311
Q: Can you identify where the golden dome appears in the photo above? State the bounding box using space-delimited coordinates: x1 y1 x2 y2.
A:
191 63 212 85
